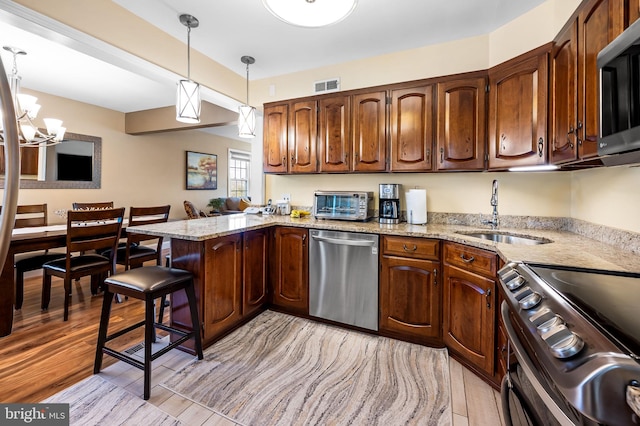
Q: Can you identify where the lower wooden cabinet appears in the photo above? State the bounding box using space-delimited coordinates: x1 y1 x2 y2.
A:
270 226 309 315
380 255 441 343
442 242 497 377
243 229 269 317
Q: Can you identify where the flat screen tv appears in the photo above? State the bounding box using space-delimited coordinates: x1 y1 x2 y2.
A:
57 153 92 181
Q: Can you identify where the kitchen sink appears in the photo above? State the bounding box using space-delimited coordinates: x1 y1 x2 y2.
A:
456 231 552 245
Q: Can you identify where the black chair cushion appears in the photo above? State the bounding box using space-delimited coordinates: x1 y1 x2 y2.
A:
101 244 148 263
104 266 193 294
43 254 110 274
15 253 66 272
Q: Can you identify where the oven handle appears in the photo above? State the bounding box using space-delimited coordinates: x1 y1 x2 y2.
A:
501 301 576 426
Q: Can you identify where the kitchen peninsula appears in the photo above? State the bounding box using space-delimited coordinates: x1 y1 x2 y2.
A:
127 213 640 387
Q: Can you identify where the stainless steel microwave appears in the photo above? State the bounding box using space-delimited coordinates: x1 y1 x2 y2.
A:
313 191 374 221
598 18 640 165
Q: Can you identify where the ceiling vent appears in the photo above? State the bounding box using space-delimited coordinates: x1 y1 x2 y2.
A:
313 78 340 94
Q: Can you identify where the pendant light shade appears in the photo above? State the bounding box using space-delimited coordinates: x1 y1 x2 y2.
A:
238 55 256 138
176 14 201 124
176 79 201 124
262 0 358 28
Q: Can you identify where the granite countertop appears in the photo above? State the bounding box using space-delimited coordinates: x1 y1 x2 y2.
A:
127 213 640 275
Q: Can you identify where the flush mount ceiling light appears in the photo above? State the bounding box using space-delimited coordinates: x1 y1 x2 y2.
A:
238 56 256 138
262 0 358 28
0 46 66 146
176 14 201 124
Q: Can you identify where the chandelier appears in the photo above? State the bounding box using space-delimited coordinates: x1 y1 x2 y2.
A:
0 46 66 146
262 0 358 28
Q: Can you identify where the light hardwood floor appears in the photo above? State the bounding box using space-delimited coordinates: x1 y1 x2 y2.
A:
1 270 504 425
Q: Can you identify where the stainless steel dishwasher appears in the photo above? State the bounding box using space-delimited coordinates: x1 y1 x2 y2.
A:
309 229 379 331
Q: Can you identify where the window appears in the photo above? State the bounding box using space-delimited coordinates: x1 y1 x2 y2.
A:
228 149 250 198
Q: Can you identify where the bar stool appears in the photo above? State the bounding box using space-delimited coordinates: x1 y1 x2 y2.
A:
93 266 204 400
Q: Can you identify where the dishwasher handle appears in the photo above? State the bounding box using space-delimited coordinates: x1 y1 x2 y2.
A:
311 235 376 247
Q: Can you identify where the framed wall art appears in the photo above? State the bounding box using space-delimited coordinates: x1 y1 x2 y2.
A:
186 151 218 190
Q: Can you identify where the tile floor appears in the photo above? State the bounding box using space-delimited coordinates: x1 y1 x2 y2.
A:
97 343 505 426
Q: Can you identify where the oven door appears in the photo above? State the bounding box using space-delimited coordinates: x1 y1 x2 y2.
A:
500 302 590 426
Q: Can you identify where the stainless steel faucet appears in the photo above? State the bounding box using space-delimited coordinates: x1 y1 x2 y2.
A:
482 179 499 229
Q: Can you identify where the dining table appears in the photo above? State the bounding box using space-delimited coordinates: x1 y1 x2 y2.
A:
0 224 67 336
0 219 128 337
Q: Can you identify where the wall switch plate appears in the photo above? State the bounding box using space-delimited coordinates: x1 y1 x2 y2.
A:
282 194 291 202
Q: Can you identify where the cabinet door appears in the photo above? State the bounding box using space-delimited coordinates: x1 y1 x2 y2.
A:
272 227 309 314
436 77 487 170
289 100 318 173
577 0 624 160
630 0 640 25
263 104 289 173
203 234 242 341
352 91 387 172
390 86 434 171
488 52 549 169
243 229 268 317
380 256 441 341
550 21 579 164
318 95 351 172
443 264 496 374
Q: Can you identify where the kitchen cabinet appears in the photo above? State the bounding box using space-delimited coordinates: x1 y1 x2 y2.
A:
263 101 318 174
436 75 487 171
488 47 549 170
243 228 268 317
389 85 435 171
443 242 497 376
263 104 289 173
630 0 640 25
170 234 242 347
318 94 351 172
550 0 624 164
352 91 387 172
380 236 441 343
270 226 309 315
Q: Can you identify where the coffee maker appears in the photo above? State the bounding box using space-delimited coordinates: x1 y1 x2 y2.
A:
379 184 401 224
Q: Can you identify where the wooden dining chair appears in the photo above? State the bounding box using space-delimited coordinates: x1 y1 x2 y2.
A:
42 207 125 321
102 205 171 270
8 204 66 310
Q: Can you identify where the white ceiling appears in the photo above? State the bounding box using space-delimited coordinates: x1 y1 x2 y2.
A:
0 0 545 115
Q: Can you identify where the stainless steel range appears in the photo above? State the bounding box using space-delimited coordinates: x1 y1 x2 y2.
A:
498 262 640 426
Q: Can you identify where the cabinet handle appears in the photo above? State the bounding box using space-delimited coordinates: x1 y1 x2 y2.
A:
576 121 583 146
433 268 438 286
440 147 444 163
460 254 475 263
538 137 544 157
426 148 430 158
485 288 492 308
282 156 287 165
403 244 417 252
291 154 295 165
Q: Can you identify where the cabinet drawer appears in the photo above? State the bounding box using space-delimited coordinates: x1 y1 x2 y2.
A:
382 236 439 260
443 242 496 278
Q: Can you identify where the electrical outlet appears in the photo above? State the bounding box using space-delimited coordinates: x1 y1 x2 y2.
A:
282 194 291 202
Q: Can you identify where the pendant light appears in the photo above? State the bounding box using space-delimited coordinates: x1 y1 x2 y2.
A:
262 0 358 28
238 55 256 138
176 14 201 124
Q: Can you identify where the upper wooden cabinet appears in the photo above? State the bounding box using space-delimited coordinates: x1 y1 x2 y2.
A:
390 86 435 171
630 0 640 25
318 94 351 172
352 91 387 172
550 0 624 164
289 100 318 173
436 76 487 171
263 104 289 173
488 49 549 170
263 101 318 174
